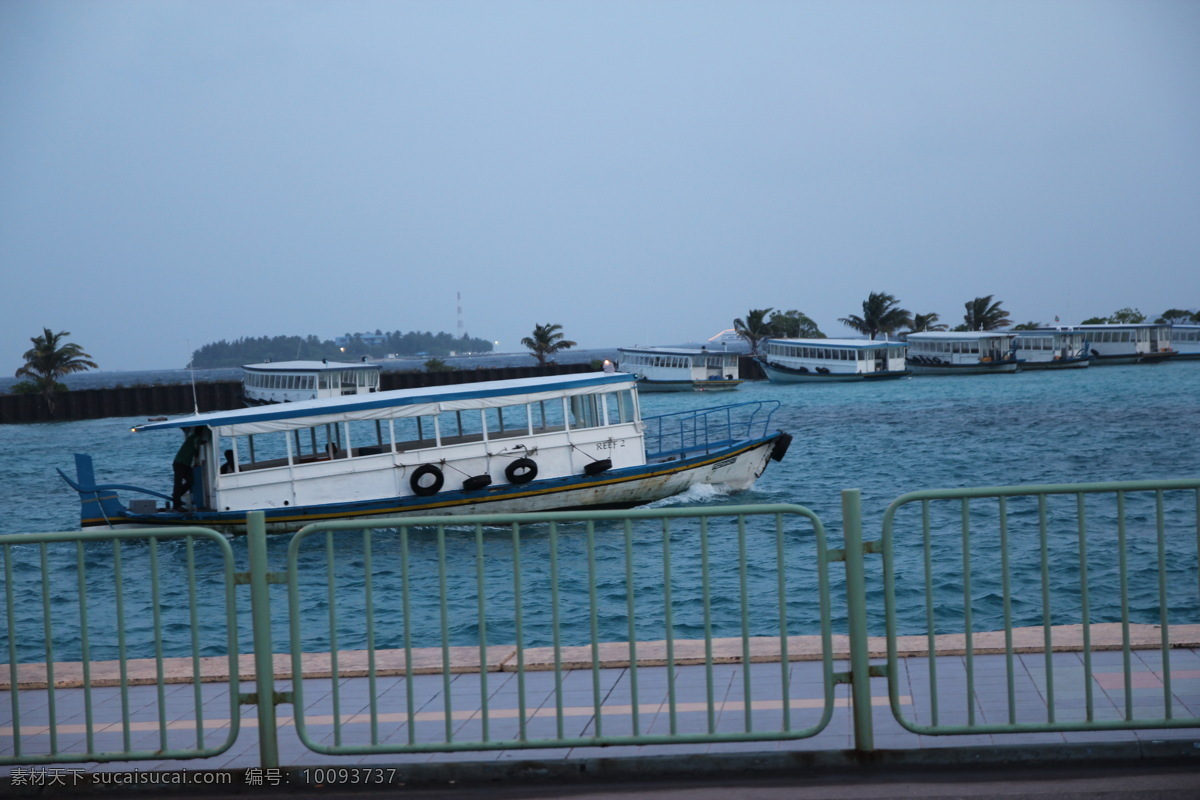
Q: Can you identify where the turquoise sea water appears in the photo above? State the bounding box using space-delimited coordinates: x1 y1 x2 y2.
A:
2 362 1198 663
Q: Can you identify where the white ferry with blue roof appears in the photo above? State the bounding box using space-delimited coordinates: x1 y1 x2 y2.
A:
905 331 1020 374
1075 323 1176 365
757 338 910 382
60 372 791 534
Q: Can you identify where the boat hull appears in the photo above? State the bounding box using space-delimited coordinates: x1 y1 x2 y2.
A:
907 360 1019 375
636 379 742 392
759 360 909 383
74 433 788 534
1015 357 1090 370
1089 352 1177 365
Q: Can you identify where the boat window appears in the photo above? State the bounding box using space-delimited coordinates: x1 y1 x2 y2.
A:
484 404 531 439
569 393 602 430
531 397 567 434
602 389 636 425
392 414 439 450
436 408 485 445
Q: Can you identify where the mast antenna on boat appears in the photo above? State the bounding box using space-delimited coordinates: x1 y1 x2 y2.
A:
188 342 199 415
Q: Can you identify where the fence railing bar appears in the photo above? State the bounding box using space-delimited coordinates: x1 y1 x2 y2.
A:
1116 491 1133 720
112 539 133 752
325 530 343 747
738 514 753 733
400 526 416 746
587 520 603 738
1037 494 1055 724
511 521 528 742
3 546 20 757
920 499 938 727
1155 490 1172 720
775 512 792 733
1076 493 1094 722
998 497 1016 725
149 536 169 752
623 518 640 737
184 537 204 749
549 521 565 740
38 543 58 754
661 517 679 736
436 525 453 743
960 498 975 727
700 515 717 734
474 523 491 743
74 541 96 753
362 529 380 745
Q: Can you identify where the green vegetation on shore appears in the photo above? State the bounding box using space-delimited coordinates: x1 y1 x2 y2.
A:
190 331 494 368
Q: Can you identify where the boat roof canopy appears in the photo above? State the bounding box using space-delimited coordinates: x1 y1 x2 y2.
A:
618 346 732 356
242 360 381 372
906 331 1017 340
135 372 637 436
764 338 905 349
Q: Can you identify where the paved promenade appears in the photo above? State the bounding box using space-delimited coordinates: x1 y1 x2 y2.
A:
3 629 1200 795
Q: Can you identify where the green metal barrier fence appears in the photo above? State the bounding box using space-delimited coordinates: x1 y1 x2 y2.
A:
2 479 1198 770
283 504 835 756
880 478 1200 736
0 529 240 766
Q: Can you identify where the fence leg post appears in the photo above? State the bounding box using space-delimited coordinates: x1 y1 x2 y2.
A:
842 488 875 752
247 511 280 768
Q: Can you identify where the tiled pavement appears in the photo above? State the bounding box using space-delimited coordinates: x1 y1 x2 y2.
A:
4 648 1199 778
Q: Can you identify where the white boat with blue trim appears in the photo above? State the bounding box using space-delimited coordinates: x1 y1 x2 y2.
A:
1012 329 1091 370
242 359 382 405
617 346 742 392
60 372 790 534
757 338 909 382
1170 324 1200 360
905 332 1020 374
1075 323 1176 365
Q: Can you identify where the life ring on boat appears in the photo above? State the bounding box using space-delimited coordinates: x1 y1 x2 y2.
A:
505 457 538 485
410 464 445 496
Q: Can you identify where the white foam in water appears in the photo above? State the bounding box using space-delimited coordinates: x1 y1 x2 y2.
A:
641 482 731 509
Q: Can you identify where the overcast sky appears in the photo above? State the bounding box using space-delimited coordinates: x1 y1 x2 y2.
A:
2 1 1197 373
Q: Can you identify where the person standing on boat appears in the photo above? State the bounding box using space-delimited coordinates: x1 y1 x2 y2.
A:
171 428 201 511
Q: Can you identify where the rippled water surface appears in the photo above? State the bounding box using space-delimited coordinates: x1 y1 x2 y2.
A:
2 362 1198 662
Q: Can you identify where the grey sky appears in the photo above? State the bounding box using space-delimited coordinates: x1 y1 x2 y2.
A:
2 1 1197 372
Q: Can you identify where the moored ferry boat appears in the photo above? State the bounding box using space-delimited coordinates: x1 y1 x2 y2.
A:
1013 329 1091 370
242 360 382 405
1075 323 1176 365
616 346 742 392
905 332 1020 374
60 372 790 534
757 338 909 382
1170 324 1200 360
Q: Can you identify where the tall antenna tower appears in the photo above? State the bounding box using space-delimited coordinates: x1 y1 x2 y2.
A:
457 291 464 339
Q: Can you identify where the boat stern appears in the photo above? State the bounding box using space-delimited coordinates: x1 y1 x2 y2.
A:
57 453 131 529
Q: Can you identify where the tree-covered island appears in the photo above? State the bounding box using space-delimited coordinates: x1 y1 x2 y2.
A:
190 330 494 368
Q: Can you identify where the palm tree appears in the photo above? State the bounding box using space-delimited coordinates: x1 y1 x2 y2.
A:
14 328 98 414
962 296 1011 331
908 312 947 334
768 309 825 339
839 292 911 340
521 323 576 366
733 308 775 355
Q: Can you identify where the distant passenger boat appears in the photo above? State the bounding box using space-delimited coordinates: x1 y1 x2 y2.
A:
1012 329 1091 370
1170 324 1200 360
1074 324 1176 365
59 372 791 534
757 338 909 382
242 360 382 405
906 332 1020 374
617 347 742 392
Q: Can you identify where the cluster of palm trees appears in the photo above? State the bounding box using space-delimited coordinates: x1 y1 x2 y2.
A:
734 293 1016 354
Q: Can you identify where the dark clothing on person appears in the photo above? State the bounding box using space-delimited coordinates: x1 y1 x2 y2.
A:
172 430 202 510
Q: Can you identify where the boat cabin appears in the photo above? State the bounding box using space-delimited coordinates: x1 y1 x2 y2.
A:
616 346 741 392
905 332 1019 374
758 338 908 382
242 360 382 404
1013 329 1091 369
1170 325 1200 359
1073 324 1175 364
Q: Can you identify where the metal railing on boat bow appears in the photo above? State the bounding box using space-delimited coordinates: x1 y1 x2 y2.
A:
641 400 781 461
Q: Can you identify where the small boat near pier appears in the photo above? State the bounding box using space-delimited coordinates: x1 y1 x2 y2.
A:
757 338 910 383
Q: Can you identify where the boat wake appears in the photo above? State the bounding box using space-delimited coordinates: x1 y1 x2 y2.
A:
641 482 732 509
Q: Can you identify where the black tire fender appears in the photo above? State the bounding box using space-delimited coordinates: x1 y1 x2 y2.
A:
505 457 538 485
410 464 444 496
